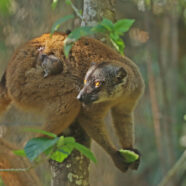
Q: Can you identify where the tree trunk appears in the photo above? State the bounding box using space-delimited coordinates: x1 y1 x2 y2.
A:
49 0 116 185
144 9 166 175
81 0 116 27
50 122 90 186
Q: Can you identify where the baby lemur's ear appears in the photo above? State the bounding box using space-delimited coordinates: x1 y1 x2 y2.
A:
116 67 127 82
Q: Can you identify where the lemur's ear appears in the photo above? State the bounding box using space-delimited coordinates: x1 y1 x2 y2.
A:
116 67 127 81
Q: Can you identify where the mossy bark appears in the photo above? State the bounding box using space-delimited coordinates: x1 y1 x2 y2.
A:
50 122 91 186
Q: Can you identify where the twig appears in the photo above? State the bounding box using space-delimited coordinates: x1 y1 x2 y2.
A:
0 154 47 172
0 162 38 172
0 168 30 172
158 150 186 186
70 0 84 20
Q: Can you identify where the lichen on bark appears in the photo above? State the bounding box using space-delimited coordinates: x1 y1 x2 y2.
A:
49 122 90 186
81 0 116 26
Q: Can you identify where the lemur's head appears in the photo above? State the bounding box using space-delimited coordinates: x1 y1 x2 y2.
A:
77 62 128 105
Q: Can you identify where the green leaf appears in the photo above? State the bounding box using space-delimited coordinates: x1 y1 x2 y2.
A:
114 19 135 34
13 149 26 157
58 148 69 154
73 142 97 163
64 43 73 58
50 150 68 162
92 24 108 34
100 18 114 32
50 143 74 162
44 147 53 156
110 34 125 55
57 136 65 148
48 137 76 162
119 149 139 163
51 0 58 10
0 0 11 15
64 26 93 57
51 14 74 34
110 32 120 41
23 128 57 138
61 143 74 153
24 137 58 161
68 26 93 40
64 137 76 144
115 38 125 55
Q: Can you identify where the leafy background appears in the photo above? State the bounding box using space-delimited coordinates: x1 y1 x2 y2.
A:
0 0 186 186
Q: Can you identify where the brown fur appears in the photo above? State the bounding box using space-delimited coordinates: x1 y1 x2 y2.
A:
0 76 11 115
0 32 144 173
0 139 42 186
0 87 10 115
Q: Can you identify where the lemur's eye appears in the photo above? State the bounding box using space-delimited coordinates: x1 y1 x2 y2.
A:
94 81 101 88
84 79 87 84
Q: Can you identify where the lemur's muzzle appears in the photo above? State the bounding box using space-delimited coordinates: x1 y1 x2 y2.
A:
77 89 98 105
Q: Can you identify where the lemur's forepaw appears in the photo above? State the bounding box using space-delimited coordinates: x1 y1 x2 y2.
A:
112 151 129 172
112 148 141 173
124 148 141 170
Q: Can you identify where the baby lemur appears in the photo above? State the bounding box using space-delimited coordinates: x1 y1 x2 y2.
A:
0 32 144 172
38 46 63 78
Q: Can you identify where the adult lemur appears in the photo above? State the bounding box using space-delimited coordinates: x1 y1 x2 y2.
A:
0 32 144 172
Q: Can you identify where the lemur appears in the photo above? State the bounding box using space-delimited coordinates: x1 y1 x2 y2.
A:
0 32 144 172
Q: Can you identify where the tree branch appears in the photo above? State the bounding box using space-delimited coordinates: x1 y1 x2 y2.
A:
49 122 91 186
70 0 84 20
158 150 186 186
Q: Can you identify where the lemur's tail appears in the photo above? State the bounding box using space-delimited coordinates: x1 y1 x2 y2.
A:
0 72 11 115
0 138 42 186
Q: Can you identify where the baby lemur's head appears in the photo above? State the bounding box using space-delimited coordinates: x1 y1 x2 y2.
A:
77 62 128 105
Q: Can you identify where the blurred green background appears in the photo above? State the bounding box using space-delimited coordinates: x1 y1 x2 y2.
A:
0 0 185 186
